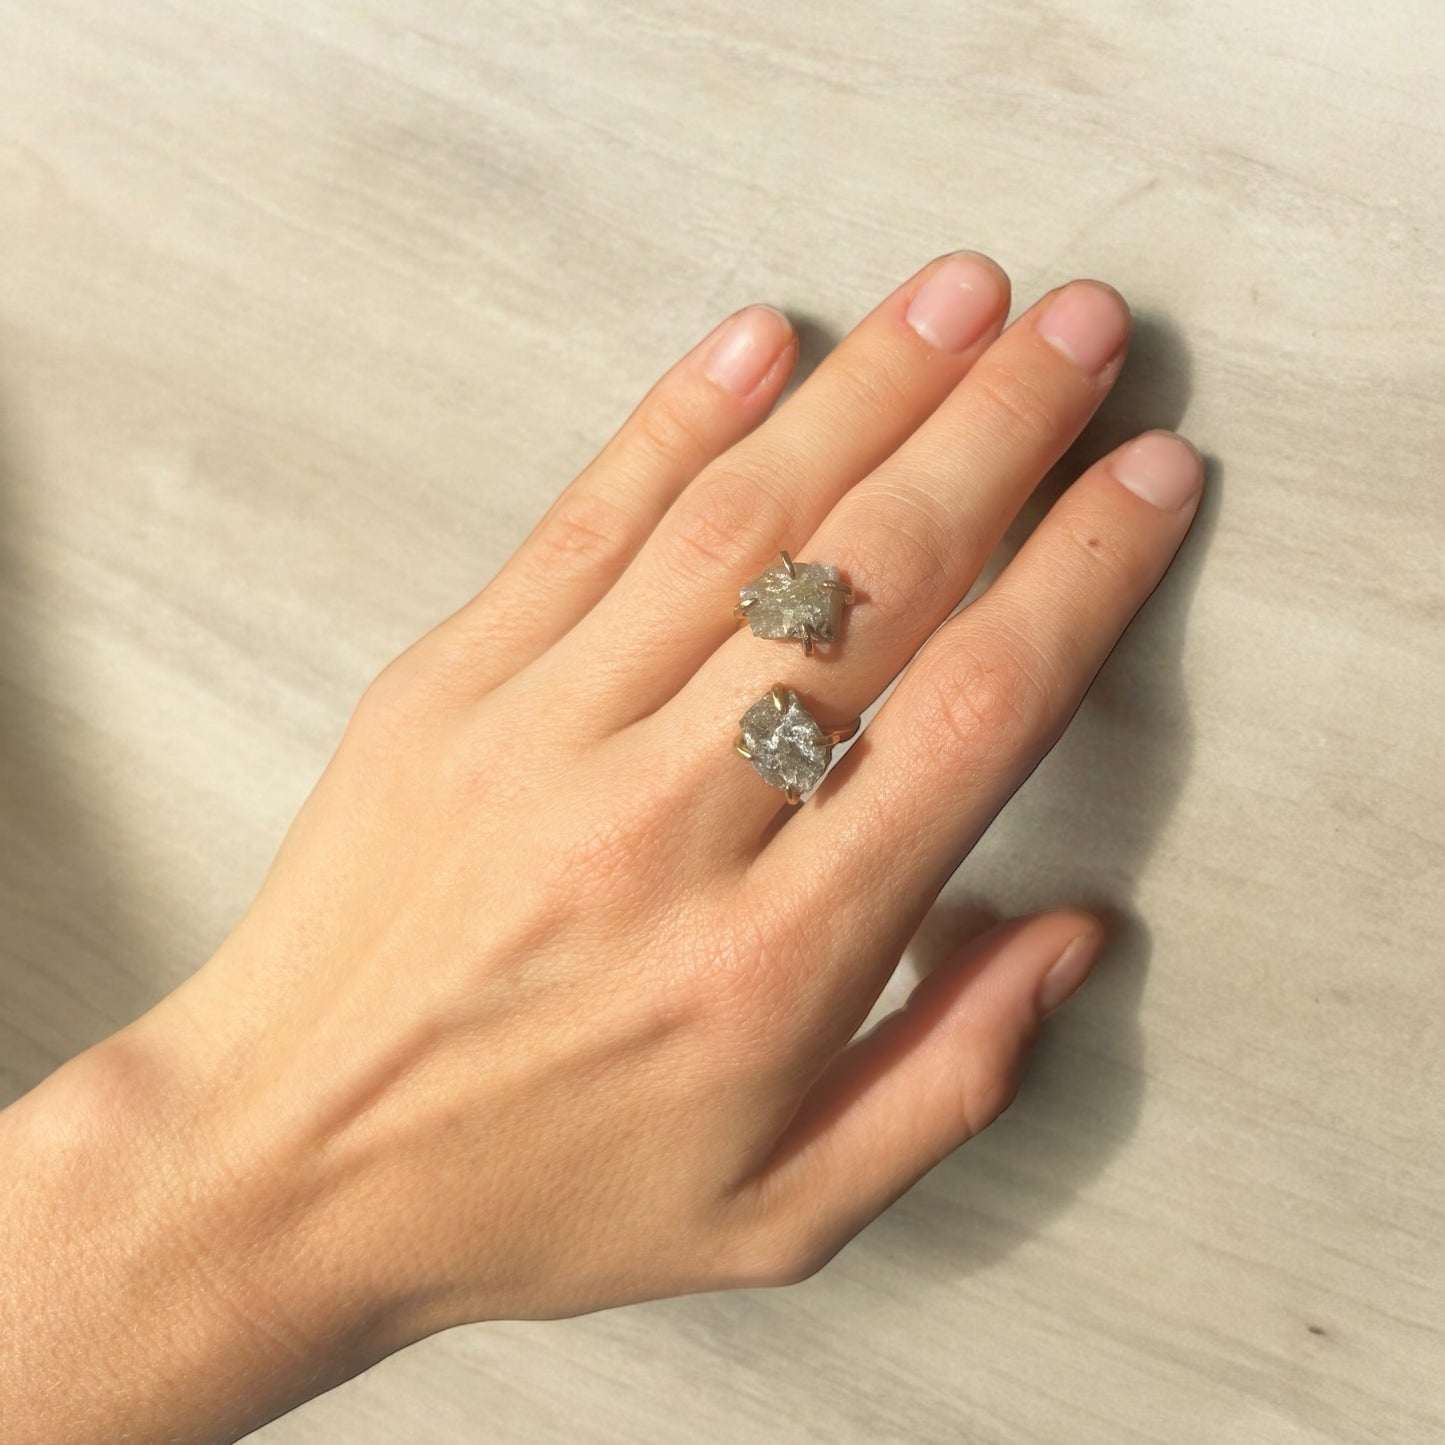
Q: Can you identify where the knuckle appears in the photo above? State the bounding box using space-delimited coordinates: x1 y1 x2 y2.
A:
552 795 662 905
961 1053 1028 1139
666 465 792 577
841 493 955 626
535 750 700 915
824 348 917 429
533 487 638 575
916 631 1053 764
355 646 426 725
344 647 437 761
726 1213 835 1290
630 392 716 467
688 906 802 1032
436 772 670 930
969 364 1059 448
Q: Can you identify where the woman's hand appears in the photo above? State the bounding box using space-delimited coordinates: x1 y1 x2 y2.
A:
2 251 1202 1443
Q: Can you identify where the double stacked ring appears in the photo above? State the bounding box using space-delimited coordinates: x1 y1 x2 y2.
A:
733 552 859 805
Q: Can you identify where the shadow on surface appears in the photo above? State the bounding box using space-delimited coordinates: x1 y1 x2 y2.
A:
869 305 1218 1276
779 313 842 402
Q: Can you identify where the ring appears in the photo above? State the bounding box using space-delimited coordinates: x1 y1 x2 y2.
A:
734 684 861 804
734 550 855 655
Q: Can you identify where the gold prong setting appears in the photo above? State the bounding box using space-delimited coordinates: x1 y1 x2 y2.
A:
736 686 861 804
735 550 854 651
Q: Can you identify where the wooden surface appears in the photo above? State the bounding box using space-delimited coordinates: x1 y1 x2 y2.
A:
2 3 1443 1440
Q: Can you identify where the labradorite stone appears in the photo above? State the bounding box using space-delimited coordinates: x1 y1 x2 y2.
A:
739 561 846 643
740 690 830 795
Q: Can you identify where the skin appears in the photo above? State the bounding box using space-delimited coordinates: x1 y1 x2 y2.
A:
0 252 1201 1443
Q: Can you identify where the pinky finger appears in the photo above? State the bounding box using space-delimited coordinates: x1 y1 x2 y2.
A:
727 911 1103 1285
421 303 798 696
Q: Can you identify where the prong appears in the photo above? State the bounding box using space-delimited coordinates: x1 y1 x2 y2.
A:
800 627 815 656
734 736 753 760
779 550 797 579
826 716 861 746
819 579 854 604
784 786 801 805
770 684 787 712
733 598 755 626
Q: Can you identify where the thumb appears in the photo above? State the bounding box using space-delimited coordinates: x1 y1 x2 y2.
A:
736 910 1104 1279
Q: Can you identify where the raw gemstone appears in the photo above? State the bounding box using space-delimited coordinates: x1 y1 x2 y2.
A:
738 560 846 644
739 689 831 796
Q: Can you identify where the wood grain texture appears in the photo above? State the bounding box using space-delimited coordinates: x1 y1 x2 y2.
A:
1 2 1441 1440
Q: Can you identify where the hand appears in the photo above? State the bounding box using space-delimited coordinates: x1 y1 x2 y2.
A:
3 251 1202 1442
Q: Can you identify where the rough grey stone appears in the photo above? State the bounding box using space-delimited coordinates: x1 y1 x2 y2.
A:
739 688 830 796
738 560 846 644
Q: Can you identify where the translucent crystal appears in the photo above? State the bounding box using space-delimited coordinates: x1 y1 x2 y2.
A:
738 561 846 644
740 689 830 796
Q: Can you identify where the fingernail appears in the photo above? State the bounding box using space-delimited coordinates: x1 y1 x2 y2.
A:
1035 281 1130 374
1038 930 1104 1017
704 305 794 397
1112 430 1204 512
905 252 1006 353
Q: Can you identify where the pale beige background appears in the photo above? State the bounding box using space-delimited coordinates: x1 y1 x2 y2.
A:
2 2 1442 1441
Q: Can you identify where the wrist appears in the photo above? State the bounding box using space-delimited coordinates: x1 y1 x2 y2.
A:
1 1009 415 1443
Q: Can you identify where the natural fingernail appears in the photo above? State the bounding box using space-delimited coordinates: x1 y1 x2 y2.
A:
905 251 1007 353
1036 280 1130 374
1038 929 1105 1017
704 305 794 398
1112 430 1204 512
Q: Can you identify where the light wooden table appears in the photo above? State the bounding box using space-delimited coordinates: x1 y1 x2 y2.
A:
2 3 1442 1440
